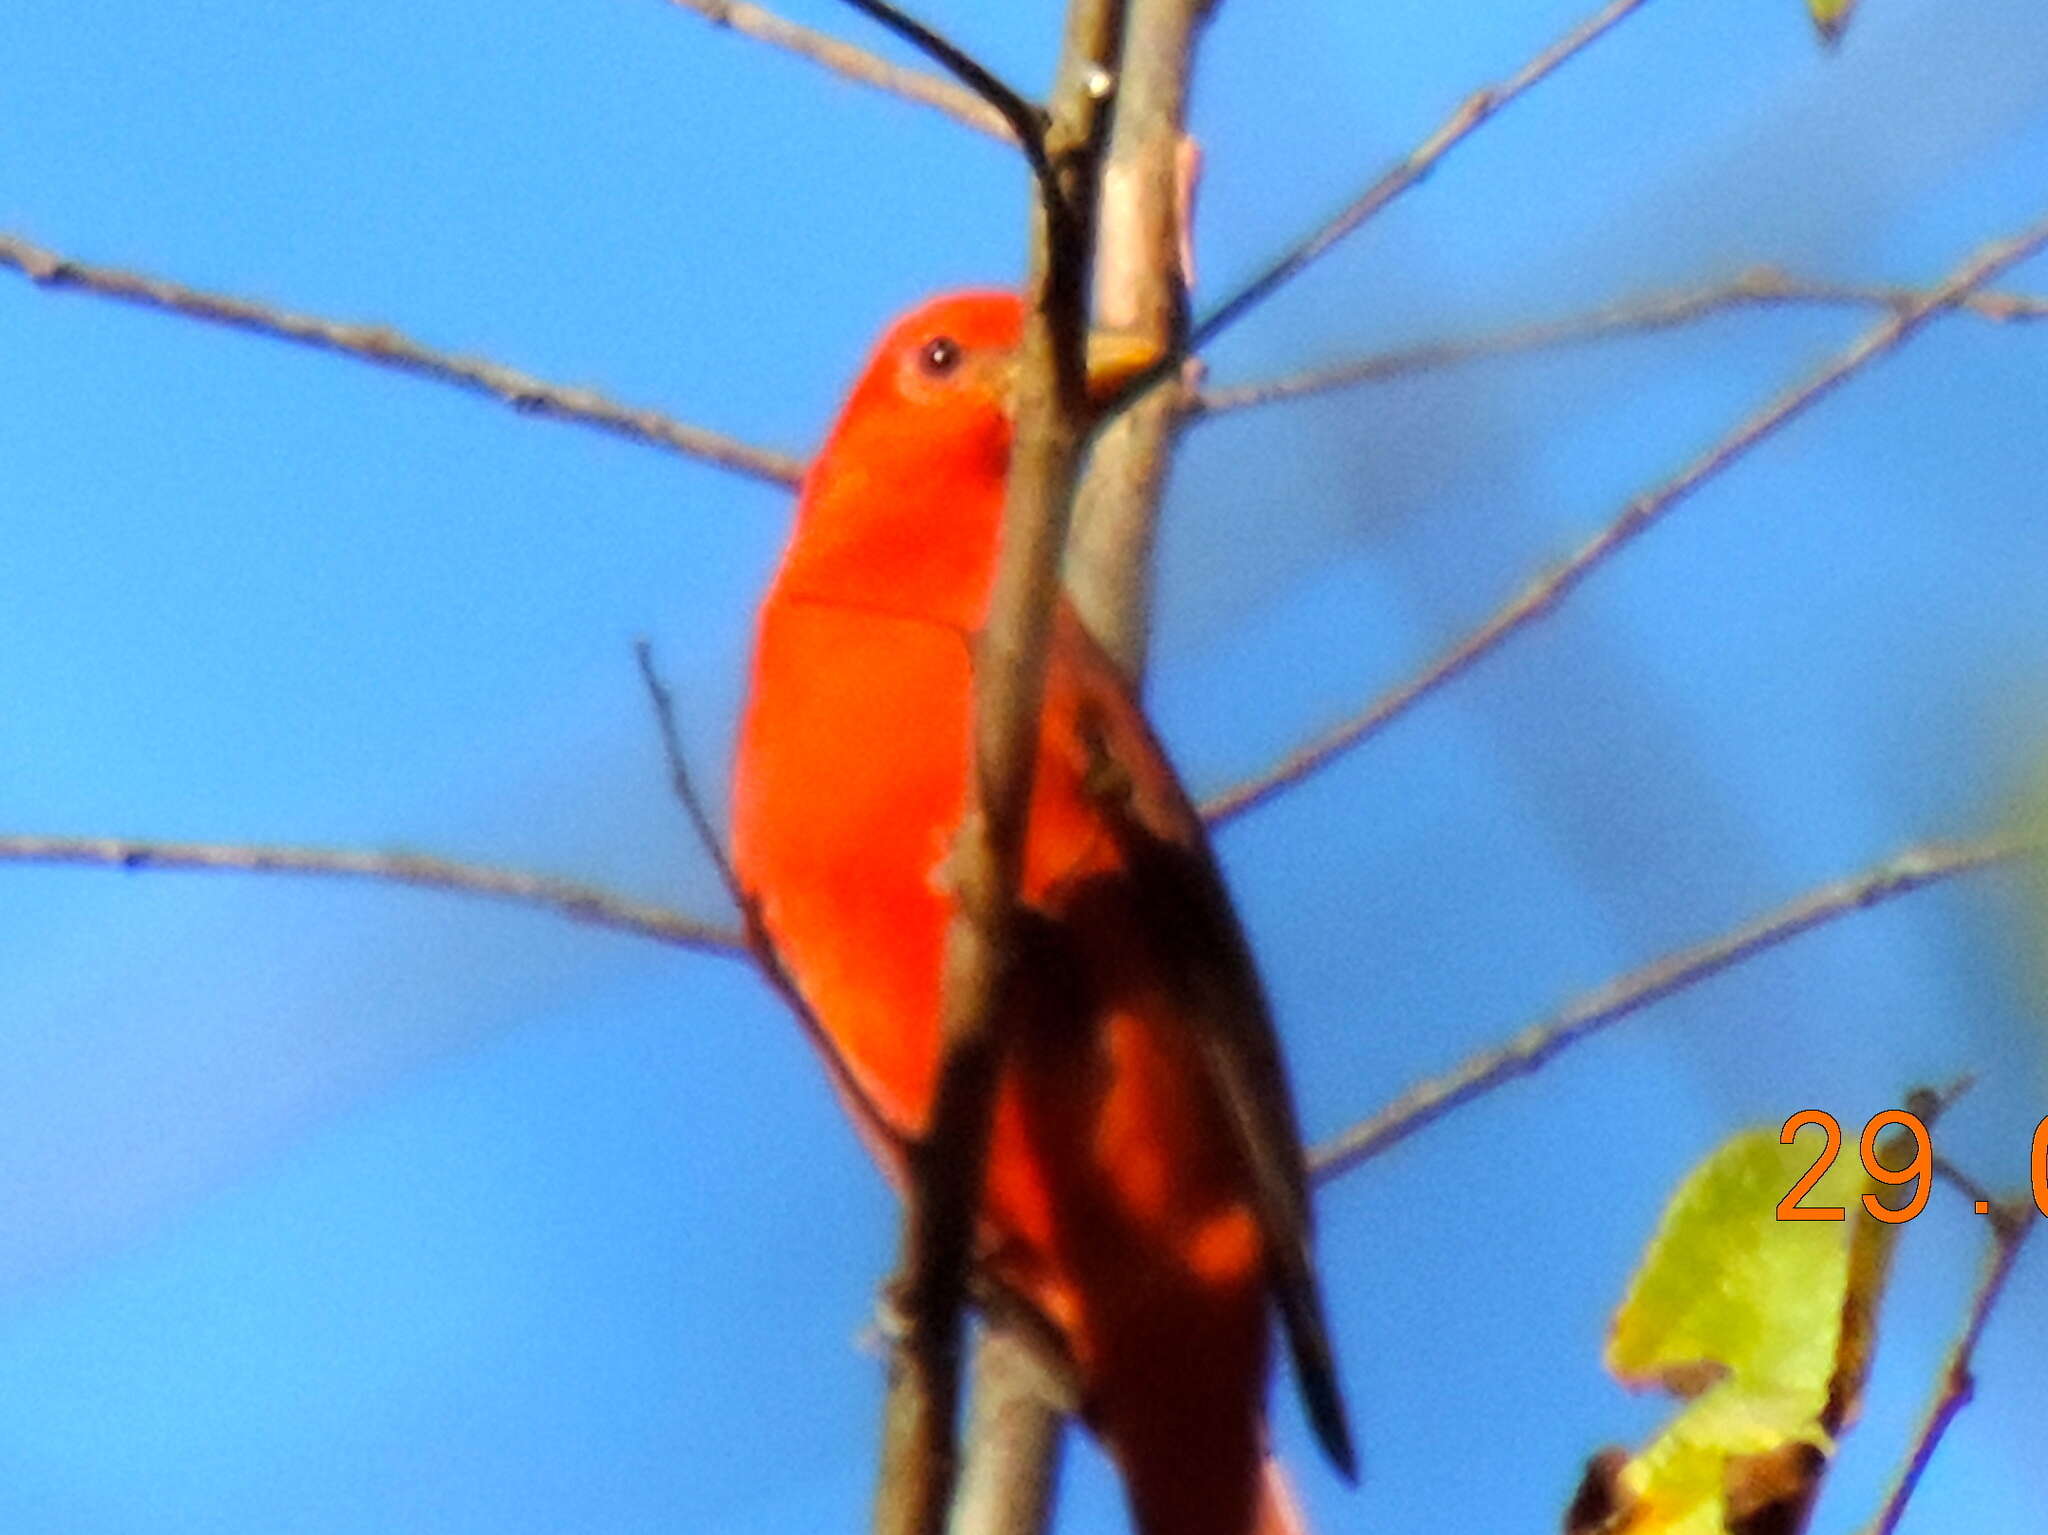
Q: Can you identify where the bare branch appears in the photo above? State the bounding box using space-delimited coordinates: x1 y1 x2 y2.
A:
953 6 1207 1525
1191 0 1655 349
634 640 746 907
950 1324 1071 1535
631 641 910 1169
873 3 1123 1529
0 833 746 955
1065 0 1202 677
829 0 1051 183
1204 211 2048 828
1198 267 2048 415
1862 1199 2035 1535
1309 834 2031 1184
0 231 804 490
662 0 1012 141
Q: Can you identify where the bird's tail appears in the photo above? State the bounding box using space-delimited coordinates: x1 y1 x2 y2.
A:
1085 1250 1294 1535
1115 1422 1310 1535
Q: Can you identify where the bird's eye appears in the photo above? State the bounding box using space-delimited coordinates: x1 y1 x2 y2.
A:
918 335 963 377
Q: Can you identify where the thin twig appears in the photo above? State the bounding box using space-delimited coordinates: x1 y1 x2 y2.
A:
0 833 745 954
0 232 804 490
633 640 746 907
661 0 1011 141
830 0 1054 187
1197 268 2048 414
1204 212 2048 828
629 643 906 1164
1309 834 2031 1183
1190 0 1654 350
1862 1200 2034 1535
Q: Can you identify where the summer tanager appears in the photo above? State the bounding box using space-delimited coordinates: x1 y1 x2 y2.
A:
732 292 1354 1535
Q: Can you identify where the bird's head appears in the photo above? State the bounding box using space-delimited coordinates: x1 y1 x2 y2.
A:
776 291 1162 629
825 291 1033 496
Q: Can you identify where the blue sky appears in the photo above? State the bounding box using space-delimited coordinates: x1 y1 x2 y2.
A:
3 1 2046 1531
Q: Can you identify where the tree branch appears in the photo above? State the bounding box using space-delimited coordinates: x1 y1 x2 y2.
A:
0 231 804 490
871 3 1122 1529
1064 0 1202 678
953 5 1207 1525
1190 0 1655 350
1197 267 2048 415
661 0 1012 141
1203 211 2048 828
1309 833 2031 1184
1862 1198 2035 1535
0 833 745 955
949 1323 1071 1535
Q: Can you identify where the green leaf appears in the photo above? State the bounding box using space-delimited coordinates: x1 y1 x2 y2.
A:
1609 1127 1861 1399
1573 1126 1872 1533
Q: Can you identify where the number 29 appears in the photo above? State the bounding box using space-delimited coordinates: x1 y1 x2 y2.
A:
1776 1109 1932 1224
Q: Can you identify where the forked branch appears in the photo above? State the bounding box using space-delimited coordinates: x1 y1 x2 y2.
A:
1204 211 2048 828
957 1 1211 1521
1862 1197 2034 1535
1190 0 1657 349
870 4 1123 1530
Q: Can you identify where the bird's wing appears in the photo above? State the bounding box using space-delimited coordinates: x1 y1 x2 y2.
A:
1031 604 1357 1480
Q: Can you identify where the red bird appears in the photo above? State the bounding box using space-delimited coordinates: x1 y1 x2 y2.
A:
732 292 1354 1535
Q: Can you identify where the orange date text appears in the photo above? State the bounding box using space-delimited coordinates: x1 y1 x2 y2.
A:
1775 1110 2048 1223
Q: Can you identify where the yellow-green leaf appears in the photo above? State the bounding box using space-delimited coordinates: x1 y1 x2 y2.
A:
1578 1126 1870 1533
1608 1126 1861 1398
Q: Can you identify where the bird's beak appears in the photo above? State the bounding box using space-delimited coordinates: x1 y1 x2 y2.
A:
1084 328 1169 408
